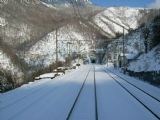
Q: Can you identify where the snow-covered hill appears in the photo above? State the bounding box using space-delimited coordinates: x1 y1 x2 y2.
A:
93 7 143 38
128 44 160 72
104 29 145 64
103 13 160 72
41 0 92 7
0 0 152 89
24 24 94 67
21 6 146 68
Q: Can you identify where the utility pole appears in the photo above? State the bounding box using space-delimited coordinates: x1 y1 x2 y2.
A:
122 26 125 67
101 15 129 68
78 41 80 64
107 46 109 67
67 42 72 66
55 28 58 68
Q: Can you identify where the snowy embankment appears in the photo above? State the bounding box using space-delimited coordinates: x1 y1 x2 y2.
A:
128 44 160 72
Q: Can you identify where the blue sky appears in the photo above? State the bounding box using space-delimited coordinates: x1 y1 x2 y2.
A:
91 0 155 7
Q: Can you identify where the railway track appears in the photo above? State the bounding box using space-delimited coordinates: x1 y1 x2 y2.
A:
94 66 99 120
107 69 160 102
1 65 159 120
1 67 91 120
66 66 98 120
104 70 160 120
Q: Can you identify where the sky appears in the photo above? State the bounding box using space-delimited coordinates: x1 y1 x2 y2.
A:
91 0 160 8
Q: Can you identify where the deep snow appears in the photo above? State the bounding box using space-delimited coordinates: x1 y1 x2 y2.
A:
0 65 160 120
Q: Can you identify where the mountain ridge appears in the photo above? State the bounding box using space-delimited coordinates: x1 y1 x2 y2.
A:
40 0 92 7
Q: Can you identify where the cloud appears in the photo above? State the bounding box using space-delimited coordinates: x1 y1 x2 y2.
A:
148 0 160 9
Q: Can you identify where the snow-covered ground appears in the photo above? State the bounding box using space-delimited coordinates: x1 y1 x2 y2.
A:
0 65 91 120
0 65 159 120
105 63 160 94
96 65 160 120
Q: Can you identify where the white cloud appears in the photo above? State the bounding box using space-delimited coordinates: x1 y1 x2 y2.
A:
148 0 160 9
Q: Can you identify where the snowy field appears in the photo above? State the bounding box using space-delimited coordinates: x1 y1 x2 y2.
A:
0 65 160 120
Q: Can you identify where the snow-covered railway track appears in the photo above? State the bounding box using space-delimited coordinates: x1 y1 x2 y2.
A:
66 66 98 120
0 66 92 120
66 70 90 120
106 69 160 103
105 70 160 120
94 66 99 120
